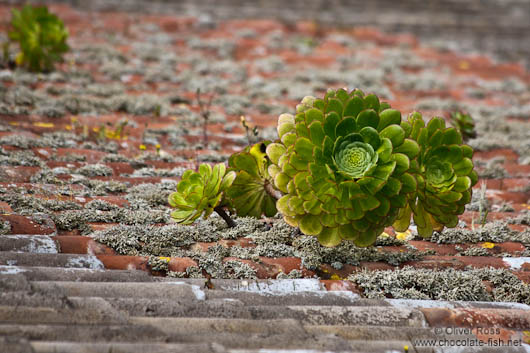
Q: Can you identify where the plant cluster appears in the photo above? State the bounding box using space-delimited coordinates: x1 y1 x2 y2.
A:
4 4 69 72
169 88 477 247
450 111 476 142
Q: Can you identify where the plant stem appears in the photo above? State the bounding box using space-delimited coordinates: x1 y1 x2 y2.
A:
264 180 282 200
214 206 236 228
196 88 213 146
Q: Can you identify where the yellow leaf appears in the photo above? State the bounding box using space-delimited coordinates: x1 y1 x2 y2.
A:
523 331 530 344
481 242 495 249
458 61 470 70
139 144 147 150
158 257 170 262
65 125 72 130
33 122 54 128
15 52 24 66
396 230 413 241
105 131 117 139
9 122 19 126
330 274 341 280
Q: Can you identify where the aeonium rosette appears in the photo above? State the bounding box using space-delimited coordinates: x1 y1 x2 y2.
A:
394 113 478 237
266 88 419 247
168 163 236 225
226 141 278 218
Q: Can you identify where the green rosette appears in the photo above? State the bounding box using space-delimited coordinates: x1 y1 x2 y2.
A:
226 141 278 218
266 88 419 247
394 113 478 237
168 163 236 225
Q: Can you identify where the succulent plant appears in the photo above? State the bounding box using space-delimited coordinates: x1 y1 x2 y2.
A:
168 163 236 225
167 88 477 248
394 113 478 237
266 88 419 247
450 111 476 142
227 141 279 218
8 4 69 72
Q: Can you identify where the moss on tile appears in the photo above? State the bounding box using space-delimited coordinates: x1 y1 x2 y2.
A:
168 265 203 279
75 164 114 177
29 168 64 185
276 269 303 279
92 221 221 256
84 199 119 211
125 182 175 208
350 267 488 301
350 266 530 304
0 219 11 235
100 154 131 163
76 179 128 196
430 221 529 245
0 193 81 213
52 208 169 232
479 268 530 304
475 157 509 179
459 246 491 256
194 244 257 279
54 153 87 162
0 135 39 149
0 150 45 167
128 167 186 178
147 255 170 272
507 210 530 226
292 235 430 270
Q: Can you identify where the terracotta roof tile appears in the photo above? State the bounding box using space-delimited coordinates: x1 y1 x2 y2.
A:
1 1 530 351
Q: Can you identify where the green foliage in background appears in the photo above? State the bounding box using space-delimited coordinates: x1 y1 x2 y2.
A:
8 4 69 72
450 111 476 142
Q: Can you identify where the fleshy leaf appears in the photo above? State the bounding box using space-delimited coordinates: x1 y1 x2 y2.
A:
356 109 379 130
378 109 401 130
335 117 357 138
318 227 342 247
299 214 323 235
380 124 405 148
343 96 364 118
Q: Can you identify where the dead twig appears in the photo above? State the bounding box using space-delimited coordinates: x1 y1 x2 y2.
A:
196 88 214 146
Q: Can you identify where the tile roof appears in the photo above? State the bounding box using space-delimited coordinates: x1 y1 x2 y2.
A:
0 2 529 352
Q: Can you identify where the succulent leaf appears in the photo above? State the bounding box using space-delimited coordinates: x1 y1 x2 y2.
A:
226 141 279 218
168 163 235 225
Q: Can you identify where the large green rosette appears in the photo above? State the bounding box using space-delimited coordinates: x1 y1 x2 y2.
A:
266 88 419 247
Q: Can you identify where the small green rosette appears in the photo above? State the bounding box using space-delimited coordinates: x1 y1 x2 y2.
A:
168 163 236 225
394 113 478 237
226 141 277 218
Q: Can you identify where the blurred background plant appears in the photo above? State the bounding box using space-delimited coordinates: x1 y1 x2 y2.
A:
450 111 476 142
4 4 69 72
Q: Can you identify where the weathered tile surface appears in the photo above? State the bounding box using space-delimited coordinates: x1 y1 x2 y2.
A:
1 1 530 352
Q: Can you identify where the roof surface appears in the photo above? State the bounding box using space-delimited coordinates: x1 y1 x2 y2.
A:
0 3 529 353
